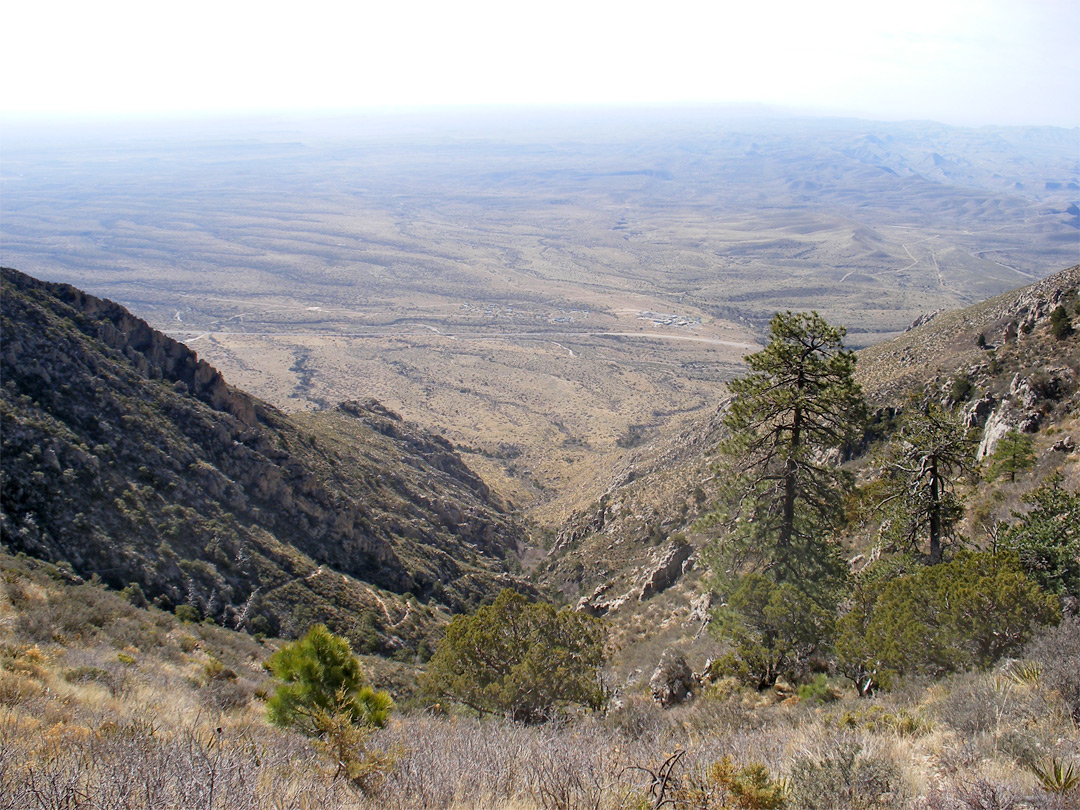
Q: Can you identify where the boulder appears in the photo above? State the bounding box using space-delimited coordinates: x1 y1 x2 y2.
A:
1051 436 1076 454
650 651 695 708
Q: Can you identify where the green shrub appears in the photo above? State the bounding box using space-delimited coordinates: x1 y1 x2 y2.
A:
829 705 931 737
949 375 974 403
421 589 607 723
797 674 836 704
266 624 392 736
836 552 1058 692
62 665 114 688
677 755 788 809
713 574 837 690
121 582 148 608
174 604 200 623
1049 305 1074 339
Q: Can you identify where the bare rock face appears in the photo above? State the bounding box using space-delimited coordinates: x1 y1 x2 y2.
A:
638 541 694 601
963 395 996 429
978 401 1022 460
650 650 695 708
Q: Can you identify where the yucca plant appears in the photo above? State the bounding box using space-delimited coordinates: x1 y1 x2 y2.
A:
1028 758 1079 794
1004 660 1042 687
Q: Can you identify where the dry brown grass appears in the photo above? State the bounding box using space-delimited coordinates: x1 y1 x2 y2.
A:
2 553 1078 809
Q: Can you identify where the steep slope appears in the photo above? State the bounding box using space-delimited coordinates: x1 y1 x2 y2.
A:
0 267 527 651
543 264 1080 619
856 264 1080 407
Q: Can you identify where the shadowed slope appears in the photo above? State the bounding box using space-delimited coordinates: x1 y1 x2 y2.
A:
1 267 526 651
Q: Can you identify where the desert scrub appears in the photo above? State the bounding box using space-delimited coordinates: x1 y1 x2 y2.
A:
828 705 932 738
787 735 904 810
1023 617 1080 723
198 657 252 713
929 670 1047 738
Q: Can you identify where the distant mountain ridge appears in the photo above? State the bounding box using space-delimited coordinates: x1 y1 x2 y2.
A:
0 267 527 651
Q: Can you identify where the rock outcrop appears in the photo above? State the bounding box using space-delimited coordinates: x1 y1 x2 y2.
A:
575 539 695 617
576 581 631 617
963 395 996 429
638 541 694 601
905 310 942 331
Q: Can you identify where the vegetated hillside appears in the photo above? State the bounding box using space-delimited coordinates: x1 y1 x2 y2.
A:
0 267 528 652
2 267 1079 809
542 265 1080 633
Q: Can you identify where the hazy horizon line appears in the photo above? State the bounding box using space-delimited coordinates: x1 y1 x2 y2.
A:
4 101 1078 137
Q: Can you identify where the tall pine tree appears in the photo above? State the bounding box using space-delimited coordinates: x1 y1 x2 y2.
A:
704 312 866 687
710 311 866 583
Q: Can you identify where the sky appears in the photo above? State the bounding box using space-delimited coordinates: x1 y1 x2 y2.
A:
3 0 1079 127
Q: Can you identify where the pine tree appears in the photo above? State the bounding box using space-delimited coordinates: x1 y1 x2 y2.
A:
266 624 393 737
984 429 1034 483
1000 474 1080 597
709 311 866 583
877 402 977 563
704 312 866 688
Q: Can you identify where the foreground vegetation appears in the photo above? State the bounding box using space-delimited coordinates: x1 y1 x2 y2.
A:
3 552 1079 809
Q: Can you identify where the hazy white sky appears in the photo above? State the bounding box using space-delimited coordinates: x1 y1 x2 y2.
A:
3 0 1078 127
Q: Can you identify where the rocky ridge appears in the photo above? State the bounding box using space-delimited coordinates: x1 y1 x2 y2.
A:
1 267 527 651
